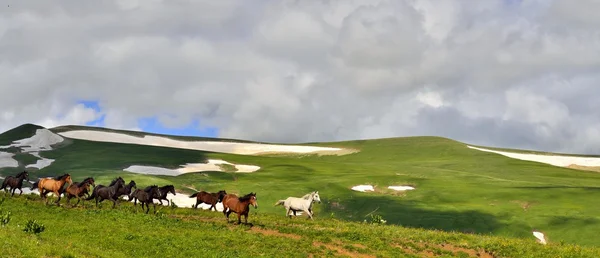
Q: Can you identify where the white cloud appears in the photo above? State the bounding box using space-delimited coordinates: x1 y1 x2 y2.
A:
1 0 600 153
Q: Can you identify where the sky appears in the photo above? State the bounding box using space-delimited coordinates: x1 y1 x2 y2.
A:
1 0 600 154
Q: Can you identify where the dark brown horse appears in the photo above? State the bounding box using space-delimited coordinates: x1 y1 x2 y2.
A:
222 192 258 224
129 185 161 214
134 184 175 206
1 171 29 196
38 174 73 206
85 177 125 208
189 190 227 210
64 177 95 207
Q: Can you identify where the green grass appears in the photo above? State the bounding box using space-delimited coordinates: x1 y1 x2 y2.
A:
0 194 598 258
2 124 600 255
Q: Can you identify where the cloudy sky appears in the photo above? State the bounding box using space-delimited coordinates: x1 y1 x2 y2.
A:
1 0 600 154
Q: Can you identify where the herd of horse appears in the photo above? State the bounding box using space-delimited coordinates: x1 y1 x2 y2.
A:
0 170 322 224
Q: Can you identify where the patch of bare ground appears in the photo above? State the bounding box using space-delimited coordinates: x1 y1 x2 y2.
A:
250 227 301 240
510 200 534 211
312 242 376 258
567 164 600 173
392 240 494 258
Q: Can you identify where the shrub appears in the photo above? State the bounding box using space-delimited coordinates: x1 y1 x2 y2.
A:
0 210 11 226
23 219 45 234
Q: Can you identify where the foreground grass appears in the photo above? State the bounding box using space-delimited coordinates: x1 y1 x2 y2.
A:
0 194 598 258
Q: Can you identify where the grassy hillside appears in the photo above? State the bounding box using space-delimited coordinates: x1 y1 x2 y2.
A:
2 124 600 252
0 195 598 258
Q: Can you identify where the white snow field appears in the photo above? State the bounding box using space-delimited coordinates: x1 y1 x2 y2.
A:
467 145 600 168
58 130 350 155
123 159 260 176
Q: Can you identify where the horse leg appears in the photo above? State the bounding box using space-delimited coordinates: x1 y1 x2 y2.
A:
244 213 248 224
153 202 157 214
194 200 199 209
236 213 242 225
111 197 118 209
18 187 23 196
10 187 16 197
54 191 62 206
285 207 292 218
304 208 313 220
165 198 169 206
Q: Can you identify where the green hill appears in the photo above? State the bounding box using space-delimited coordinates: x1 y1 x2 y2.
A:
1 124 600 257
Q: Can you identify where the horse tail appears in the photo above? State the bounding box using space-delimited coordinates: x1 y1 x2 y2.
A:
189 192 198 198
85 188 98 200
30 181 39 190
274 200 285 206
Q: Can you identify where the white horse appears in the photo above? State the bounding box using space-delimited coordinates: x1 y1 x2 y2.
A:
274 191 321 219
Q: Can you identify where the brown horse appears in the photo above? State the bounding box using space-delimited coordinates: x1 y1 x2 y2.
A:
222 192 258 224
64 177 95 207
38 173 73 206
189 190 227 210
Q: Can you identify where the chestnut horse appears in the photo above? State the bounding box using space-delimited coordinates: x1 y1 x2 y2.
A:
222 192 258 224
64 177 95 207
1 170 29 196
38 173 73 206
189 190 227 210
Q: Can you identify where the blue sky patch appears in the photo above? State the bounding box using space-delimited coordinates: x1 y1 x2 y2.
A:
137 116 219 138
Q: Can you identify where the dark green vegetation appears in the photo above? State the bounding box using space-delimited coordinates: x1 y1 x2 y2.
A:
2 124 600 256
0 195 598 258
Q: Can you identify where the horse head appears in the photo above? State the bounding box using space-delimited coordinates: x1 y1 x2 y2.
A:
247 192 258 208
165 185 176 195
312 191 321 204
64 174 73 185
128 180 137 189
217 190 227 202
18 170 29 180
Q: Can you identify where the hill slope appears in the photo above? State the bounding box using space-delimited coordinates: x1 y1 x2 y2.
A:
1 124 600 251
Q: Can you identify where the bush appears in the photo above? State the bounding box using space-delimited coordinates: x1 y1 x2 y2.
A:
23 219 45 234
367 214 387 225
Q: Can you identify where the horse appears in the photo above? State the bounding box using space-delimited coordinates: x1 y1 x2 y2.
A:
222 192 258 224
0 170 29 196
154 185 176 205
38 174 73 206
189 190 227 210
129 185 161 214
113 180 136 201
85 177 125 208
61 177 95 197
274 191 321 219
64 179 94 207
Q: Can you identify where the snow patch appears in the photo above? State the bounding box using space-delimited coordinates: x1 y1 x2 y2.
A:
351 185 375 192
123 159 260 176
26 158 56 170
58 130 348 155
388 186 415 191
1 129 64 152
467 145 600 168
0 152 19 168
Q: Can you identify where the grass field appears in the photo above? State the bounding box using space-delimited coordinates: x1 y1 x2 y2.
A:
0 194 598 258
2 124 600 256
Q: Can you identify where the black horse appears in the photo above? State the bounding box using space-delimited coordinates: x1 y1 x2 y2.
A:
1 171 29 196
136 184 175 205
85 177 125 208
129 185 161 214
112 179 136 201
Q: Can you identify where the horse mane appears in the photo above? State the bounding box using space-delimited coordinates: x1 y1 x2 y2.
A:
54 174 70 180
144 185 158 192
238 192 256 202
77 177 93 187
109 177 123 186
161 184 174 189
16 171 27 178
